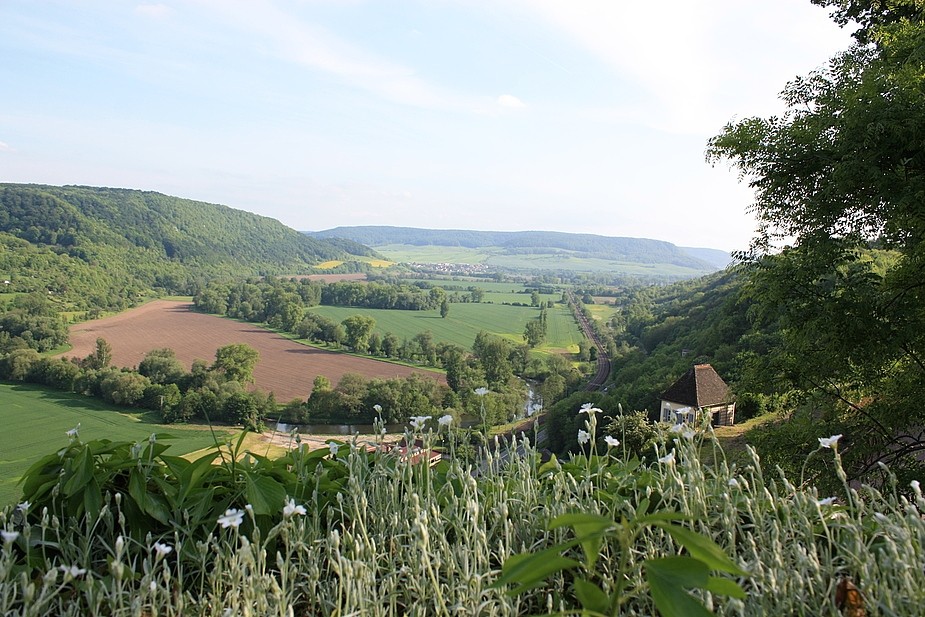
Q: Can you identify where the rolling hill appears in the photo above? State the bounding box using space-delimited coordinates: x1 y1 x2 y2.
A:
308 225 729 278
0 184 376 310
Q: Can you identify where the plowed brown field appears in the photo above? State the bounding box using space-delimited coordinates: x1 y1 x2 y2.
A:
64 300 443 402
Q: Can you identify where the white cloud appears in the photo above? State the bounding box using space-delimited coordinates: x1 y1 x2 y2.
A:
135 3 173 19
497 0 853 133
194 0 474 111
0 141 12 152
497 94 526 108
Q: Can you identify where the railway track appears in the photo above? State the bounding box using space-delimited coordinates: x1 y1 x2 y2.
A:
567 291 611 391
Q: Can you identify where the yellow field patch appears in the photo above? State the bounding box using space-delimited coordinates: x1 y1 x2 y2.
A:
316 260 344 269
366 259 394 268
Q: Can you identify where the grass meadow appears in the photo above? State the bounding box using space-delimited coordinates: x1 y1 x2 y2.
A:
307 301 583 354
0 383 232 506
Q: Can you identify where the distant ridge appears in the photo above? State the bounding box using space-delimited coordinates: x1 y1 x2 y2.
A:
309 225 722 271
678 247 733 269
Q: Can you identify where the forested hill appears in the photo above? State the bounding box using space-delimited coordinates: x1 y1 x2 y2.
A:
309 226 723 270
0 184 375 310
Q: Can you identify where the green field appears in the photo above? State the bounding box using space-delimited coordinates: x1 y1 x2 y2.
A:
375 244 712 277
307 301 582 353
0 383 233 505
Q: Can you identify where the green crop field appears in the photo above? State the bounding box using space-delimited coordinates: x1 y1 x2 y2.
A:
0 383 233 505
307 302 582 353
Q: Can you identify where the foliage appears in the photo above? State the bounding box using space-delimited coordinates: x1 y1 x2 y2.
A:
2 413 924 615
0 383 230 505
707 2 925 484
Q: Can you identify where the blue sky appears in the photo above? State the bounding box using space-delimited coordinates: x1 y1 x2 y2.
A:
0 1 853 251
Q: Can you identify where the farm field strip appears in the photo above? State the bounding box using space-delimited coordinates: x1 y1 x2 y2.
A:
0 383 230 506
307 302 581 352
64 300 444 403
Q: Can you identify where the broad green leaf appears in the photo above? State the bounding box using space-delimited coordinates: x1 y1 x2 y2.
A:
62 447 95 496
538 456 560 476
178 452 220 503
244 472 287 516
574 578 610 614
549 512 614 569
645 557 713 617
655 523 748 576
494 548 581 595
706 576 746 599
83 477 102 521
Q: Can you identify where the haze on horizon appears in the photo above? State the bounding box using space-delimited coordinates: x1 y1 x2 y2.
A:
0 1 853 252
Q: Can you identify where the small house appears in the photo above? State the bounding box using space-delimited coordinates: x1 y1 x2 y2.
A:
660 363 736 426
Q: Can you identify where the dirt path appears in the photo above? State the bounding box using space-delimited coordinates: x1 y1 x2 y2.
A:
65 300 444 403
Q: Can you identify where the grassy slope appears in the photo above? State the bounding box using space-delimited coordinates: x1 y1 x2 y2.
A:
0 383 233 505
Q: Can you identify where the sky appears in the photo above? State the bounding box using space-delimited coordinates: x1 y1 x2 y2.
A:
0 1 855 251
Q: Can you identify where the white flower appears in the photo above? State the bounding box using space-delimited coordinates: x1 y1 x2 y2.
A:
676 407 694 419
874 512 891 524
912 480 921 493
59 565 87 578
152 541 172 557
816 497 837 506
217 508 245 529
658 451 675 465
410 415 432 431
474 387 489 396
438 414 453 427
1 530 19 543
149 580 157 593
727 477 740 488
328 441 339 457
577 429 590 445
16 501 30 514
373 404 383 413
244 504 253 513
681 428 696 440
283 498 306 518
818 434 842 449
604 435 620 448
66 423 80 440
669 424 684 434
579 402 602 415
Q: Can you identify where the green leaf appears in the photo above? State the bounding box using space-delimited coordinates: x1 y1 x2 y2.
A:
178 452 220 503
62 446 95 496
645 557 713 617
654 523 747 576
574 578 610 614
705 576 746 599
494 548 581 595
549 513 613 569
244 472 287 516
538 456 560 476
